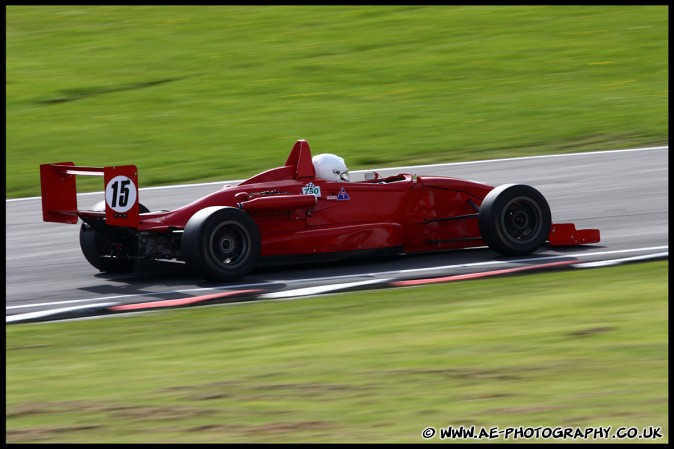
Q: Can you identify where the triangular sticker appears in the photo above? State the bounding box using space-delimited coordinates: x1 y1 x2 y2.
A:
337 187 350 200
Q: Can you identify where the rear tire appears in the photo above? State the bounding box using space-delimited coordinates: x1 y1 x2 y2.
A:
79 200 149 272
478 184 551 256
181 206 261 282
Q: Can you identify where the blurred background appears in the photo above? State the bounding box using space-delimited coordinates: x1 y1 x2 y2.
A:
6 6 668 198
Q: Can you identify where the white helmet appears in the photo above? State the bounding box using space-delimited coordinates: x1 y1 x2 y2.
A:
312 153 350 182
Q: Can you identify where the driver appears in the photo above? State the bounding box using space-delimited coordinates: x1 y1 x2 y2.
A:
312 153 350 182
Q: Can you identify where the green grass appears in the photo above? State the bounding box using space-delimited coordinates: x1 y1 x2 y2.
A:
6 261 669 443
5 5 668 198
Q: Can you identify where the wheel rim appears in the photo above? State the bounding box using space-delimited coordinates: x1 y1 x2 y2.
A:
208 221 250 268
500 196 543 244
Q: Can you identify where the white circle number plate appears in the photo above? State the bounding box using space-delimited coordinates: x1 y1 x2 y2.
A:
105 175 137 213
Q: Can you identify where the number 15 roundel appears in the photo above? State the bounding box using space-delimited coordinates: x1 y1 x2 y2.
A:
104 165 139 227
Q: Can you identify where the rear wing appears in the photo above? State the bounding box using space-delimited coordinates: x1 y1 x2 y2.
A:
40 162 140 227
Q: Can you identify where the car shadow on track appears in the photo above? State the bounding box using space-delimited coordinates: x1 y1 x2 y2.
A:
78 245 602 296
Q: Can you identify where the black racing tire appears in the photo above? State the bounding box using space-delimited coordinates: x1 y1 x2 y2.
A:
478 184 552 256
181 206 261 282
79 200 149 272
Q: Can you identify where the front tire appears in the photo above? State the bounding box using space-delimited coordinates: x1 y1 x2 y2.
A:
478 184 552 256
181 206 261 282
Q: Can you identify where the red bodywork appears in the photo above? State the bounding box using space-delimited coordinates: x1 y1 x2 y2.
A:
40 140 600 263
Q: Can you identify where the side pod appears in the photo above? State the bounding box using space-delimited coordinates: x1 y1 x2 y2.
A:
237 194 317 212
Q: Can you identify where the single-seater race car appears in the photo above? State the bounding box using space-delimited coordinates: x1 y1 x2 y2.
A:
40 139 600 282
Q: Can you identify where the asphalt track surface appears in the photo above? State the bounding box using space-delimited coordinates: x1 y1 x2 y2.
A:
6 146 668 322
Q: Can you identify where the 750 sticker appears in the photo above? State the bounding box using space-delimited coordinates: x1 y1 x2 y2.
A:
302 182 321 197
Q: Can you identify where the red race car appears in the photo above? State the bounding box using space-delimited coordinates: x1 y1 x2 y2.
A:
40 139 600 282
